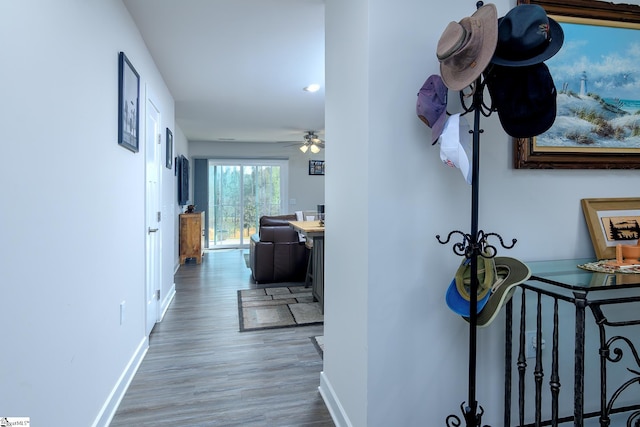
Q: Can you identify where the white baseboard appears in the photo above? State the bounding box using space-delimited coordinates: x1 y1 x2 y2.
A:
92 337 149 427
159 283 176 322
319 371 352 427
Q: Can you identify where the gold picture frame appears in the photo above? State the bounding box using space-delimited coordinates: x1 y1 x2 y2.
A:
515 0 640 169
581 197 640 259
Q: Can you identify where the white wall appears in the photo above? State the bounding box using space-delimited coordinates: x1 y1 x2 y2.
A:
323 0 640 426
322 0 369 425
0 1 177 425
189 140 325 213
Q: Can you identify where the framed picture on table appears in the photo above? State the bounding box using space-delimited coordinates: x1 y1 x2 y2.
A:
515 0 640 169
581 197 640 259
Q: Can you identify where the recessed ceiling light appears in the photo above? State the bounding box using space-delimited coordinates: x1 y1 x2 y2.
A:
303 84 320 93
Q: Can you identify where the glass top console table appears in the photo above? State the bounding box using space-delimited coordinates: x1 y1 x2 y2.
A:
504 258 640 427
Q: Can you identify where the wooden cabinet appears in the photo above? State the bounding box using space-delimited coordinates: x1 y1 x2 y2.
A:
179 212 205 264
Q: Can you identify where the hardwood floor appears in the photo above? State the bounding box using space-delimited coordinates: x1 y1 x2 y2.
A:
109 249 333 427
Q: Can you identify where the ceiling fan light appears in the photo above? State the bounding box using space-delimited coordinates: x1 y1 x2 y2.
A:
310 144 320 154
300 144 309 153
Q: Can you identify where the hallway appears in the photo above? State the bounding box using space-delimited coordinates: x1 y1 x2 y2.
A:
110 249 332 426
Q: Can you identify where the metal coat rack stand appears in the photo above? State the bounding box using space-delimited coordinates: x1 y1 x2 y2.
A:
436 3 517 425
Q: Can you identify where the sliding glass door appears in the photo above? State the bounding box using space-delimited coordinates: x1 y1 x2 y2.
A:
208 159 288 248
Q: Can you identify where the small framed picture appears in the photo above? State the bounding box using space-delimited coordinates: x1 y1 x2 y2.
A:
309 160 325 176
581 198 640 259
166 128 173 169
117 52 140 152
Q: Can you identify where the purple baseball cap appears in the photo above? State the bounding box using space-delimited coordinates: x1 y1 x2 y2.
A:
417 74 448 145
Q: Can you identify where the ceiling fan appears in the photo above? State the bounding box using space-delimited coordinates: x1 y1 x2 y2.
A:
298 131 325 153
280 131 325 153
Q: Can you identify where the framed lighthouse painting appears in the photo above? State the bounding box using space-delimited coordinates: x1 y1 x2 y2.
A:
515 0 640 169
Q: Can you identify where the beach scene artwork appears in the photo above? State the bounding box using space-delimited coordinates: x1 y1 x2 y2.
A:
539 21 640 150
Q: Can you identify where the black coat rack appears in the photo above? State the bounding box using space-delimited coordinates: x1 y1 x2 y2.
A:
436 3 517 425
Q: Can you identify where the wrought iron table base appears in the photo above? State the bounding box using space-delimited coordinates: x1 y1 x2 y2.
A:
503 265 640 427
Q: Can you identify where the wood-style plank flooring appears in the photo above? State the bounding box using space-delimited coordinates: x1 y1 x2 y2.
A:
109 249 333 427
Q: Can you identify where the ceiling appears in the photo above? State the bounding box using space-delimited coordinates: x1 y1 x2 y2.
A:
123 0 325 144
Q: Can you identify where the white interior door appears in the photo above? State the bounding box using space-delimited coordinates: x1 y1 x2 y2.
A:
145 93 162 336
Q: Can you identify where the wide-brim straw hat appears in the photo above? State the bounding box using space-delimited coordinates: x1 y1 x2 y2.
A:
463 256 532 327
437 3 498 91
445 255 497 317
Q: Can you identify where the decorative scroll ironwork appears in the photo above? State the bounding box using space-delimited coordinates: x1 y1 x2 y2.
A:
460 82 494 118
446 404 484 427
627 409 640 426
601 336 640 423
589 302 640 425
436 230 517 259
505 283 640 426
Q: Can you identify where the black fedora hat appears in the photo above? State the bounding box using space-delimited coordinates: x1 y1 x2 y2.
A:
484 62 557 138
491 4 564 66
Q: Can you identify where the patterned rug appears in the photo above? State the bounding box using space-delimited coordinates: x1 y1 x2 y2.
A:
237 286 323 332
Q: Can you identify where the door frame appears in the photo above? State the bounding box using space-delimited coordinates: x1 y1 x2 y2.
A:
144 87 162 336
207 159 289 248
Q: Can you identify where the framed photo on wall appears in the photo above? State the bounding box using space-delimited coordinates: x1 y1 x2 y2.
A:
118 51 140 152
166 128 173 169
178 155 190 206
309 160 325 175
515 0 640 169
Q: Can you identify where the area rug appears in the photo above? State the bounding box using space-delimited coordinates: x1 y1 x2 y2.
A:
237 286 323 332
310 335 324 358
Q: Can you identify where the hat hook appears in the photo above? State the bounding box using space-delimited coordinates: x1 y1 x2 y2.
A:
459 69 494 118
457 0 495 118
436 230 517 259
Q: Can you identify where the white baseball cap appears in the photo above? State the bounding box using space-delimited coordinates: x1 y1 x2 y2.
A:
439 113 472 185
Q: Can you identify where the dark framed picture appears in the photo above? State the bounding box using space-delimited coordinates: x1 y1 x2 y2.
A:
118 52 140 152
515 0 640 169
166 128 173 169
309 160 325 175
178 155 190 205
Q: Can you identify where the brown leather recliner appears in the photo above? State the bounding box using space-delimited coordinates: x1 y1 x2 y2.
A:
249 214 309 283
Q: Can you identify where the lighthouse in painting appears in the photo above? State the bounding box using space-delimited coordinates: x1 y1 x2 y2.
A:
579 71 588 96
